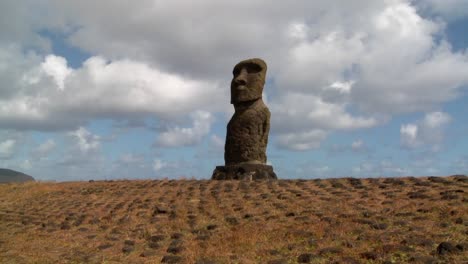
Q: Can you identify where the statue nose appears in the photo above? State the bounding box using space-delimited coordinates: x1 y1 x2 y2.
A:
235 77 247 85
234 69 248 85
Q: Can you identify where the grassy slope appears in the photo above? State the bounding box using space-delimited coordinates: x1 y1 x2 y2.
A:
0 176 466 263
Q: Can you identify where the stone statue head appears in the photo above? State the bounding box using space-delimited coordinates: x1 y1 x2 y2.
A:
230 58 267 104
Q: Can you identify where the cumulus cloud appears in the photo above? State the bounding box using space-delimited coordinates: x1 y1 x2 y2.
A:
155 111 214 147
271 92 377 150
401 124 419 147
354 5 468 113
41 55 71 90
0 51 224 131
295 163 332 178
278 30 366 93
210 134 224 150
32 139 56 159
0 0 63 51
277 1 468 114
271 93 377 133
328 139 369 155
277 130 328 151
153 159 167 172
400 111 451 149
328 81 354 94
69 127 100 153
119 153 145 164
266 1 467 150
151 158 196 178
352 160 411 177
0 139 16 159
1 0 468 154
351 140 365 151
424 111 452 127
37 139 56 153
414 0 468 20
19 159 32 170
112 153 148 174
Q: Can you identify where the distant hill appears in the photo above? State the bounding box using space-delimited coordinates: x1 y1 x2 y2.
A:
0 168 35 183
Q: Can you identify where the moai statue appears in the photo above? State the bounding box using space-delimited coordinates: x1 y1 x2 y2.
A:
212 58 277 180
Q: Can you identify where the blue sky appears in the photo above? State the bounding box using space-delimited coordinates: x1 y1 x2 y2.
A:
1 0 468 181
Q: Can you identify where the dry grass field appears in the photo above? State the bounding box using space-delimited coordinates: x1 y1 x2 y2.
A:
0 176 467 263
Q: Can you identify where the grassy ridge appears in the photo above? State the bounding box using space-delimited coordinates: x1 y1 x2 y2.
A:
0 176 466 263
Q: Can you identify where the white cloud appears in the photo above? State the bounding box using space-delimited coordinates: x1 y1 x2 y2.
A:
401 123 419 147
0 0 467 173
271 93 377 151
69 127 100 153
156 111 214 147
352 159 411 177
379 159 411 175
0 139 16 159
115 153 147 170
352 162 375 175
34 139 56 156
328 81 354 94
277 130 328 151
0 51 224 131
153 159 167 172
296 165 331 178
210 134 224 149
352 3 468 113
14 1 464 111
41 55 71 90
414 0 468 20
0 1 61 51
400 111 451 149
119 153 142 164
454 156 468 172
351 139 364 151
288 22 308 41
328 139 369 154
276 0 468 117
19 159 32 170
278 30 366 93
423 111 451 128
271 93 377 133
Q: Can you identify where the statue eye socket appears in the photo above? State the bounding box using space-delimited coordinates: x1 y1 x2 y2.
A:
245 63 262 74
233 63 262 76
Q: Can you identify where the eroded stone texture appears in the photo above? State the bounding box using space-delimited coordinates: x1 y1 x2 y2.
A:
212 58 277 180
225 99 270 165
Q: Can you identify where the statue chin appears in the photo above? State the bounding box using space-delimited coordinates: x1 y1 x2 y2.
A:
231 92 262 104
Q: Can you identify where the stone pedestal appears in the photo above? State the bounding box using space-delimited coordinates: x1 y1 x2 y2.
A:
211 164 277 180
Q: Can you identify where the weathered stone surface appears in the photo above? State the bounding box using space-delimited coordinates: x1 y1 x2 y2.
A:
230 58 267 105
212 58 277 180
226 58 270 165
225 99 270 165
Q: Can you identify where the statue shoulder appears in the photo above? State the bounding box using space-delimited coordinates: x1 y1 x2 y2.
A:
255 100 270 117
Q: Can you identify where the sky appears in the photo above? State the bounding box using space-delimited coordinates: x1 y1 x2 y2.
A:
1 0 468 181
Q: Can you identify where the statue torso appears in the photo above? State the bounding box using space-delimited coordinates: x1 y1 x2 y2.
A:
225 99 270 165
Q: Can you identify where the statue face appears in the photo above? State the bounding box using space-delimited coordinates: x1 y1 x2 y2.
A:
230 58 267 104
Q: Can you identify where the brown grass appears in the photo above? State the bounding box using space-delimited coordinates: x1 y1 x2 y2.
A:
0 176 467 263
